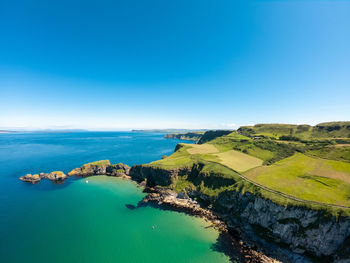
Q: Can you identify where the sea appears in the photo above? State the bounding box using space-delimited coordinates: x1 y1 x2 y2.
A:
0 131 232 263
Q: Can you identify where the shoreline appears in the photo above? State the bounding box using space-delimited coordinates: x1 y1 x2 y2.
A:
138 185 279 263
20 169 280 262
19 158 345 262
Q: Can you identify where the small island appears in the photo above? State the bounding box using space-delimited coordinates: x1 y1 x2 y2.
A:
20 171 67 183
20 160 130 183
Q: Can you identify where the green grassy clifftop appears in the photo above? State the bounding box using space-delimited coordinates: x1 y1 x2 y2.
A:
136 123 350 217
129 122 350 260
238 121 350 140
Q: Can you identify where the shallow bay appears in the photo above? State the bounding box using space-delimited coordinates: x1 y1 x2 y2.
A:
0 132 230 263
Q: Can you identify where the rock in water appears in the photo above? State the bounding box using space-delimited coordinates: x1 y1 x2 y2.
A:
20 171 67 183
20 160 131 184
46 171 67 181
67 160 111 176
67 160 130 177
20 174 40 183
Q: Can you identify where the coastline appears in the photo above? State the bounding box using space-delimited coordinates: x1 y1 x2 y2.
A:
138 185 278 263
19 154 350 263
19 160 278 262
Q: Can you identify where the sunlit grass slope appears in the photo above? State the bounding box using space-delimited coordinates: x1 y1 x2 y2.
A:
214 150 263 172
238 122 350 140
150 126 350 215
244 153 350 206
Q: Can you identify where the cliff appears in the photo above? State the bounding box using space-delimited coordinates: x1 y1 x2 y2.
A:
129 164 190 186
67 160 130 177
197 130 233 144
215 190 350 259
164 132 204 141
129 162 350 262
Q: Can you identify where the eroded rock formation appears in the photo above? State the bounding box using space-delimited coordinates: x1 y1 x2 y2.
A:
20 160 130 183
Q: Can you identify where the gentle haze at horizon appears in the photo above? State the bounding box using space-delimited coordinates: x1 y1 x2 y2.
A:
1 0 349 130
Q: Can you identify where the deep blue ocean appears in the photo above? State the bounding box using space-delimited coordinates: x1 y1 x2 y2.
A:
0 132 231 263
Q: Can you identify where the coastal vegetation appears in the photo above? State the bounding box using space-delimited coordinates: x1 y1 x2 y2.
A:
244 153 350 206
156 122 350 215
197 130 232 144
238 122 350 141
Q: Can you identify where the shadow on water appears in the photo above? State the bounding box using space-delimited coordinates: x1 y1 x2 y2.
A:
211 232 241 263
125 204 137 210
130 199 322 263
130 201 250 263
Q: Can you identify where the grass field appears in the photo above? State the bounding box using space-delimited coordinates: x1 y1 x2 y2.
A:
187 144 219 154
207 131 300 164
238 122 350 140
244 153 350 206
151 144 194 168
149 125 350 214
307 145 350 163
154 141 350 207
214 150 263 172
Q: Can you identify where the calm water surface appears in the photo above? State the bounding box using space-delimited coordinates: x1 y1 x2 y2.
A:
0 132 231 263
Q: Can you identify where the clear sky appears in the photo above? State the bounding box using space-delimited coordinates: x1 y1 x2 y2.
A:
0 0 349 130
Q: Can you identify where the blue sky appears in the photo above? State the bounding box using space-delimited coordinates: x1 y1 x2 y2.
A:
0 0 349 130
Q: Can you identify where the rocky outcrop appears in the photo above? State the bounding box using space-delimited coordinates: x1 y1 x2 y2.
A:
129 165 191 186
20 173 42 183
20 171 67 183
20 160 131 183
106 163 131 177
67 160 130 177
45 171 67 181
67 160 111 176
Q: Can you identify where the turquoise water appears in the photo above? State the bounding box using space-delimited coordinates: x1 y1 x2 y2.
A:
0 132 231 263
